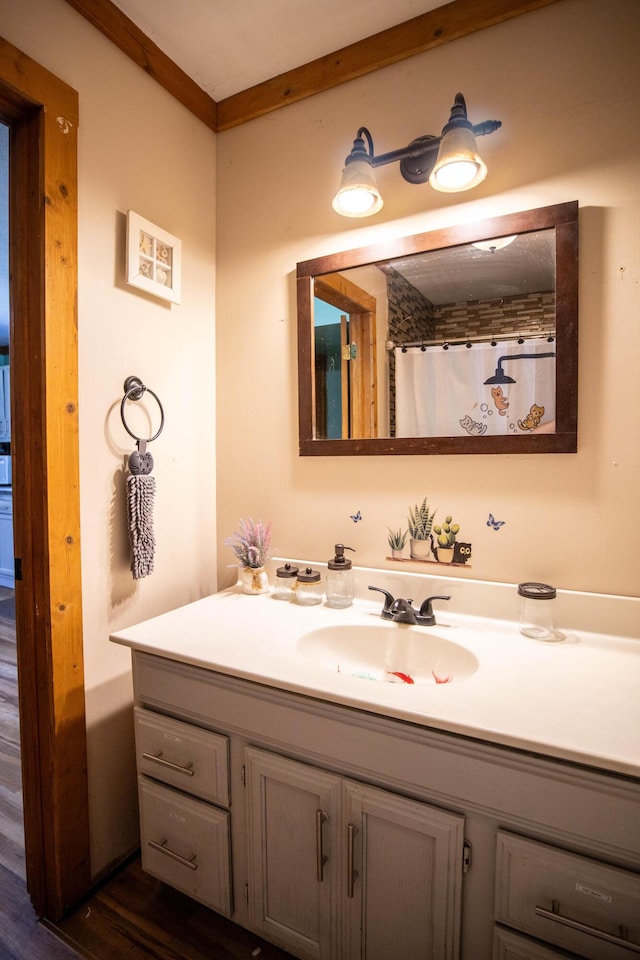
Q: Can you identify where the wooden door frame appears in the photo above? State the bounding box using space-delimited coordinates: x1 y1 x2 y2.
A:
314 275 378 439
0 37 90 919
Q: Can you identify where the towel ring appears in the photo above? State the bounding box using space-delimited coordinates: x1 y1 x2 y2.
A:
120 376 165 443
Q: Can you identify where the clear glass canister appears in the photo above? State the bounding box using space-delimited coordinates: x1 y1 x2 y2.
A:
518 582 562 641
326 567 354 608
293 567 323 605
326 543 355 608
272 562 299 601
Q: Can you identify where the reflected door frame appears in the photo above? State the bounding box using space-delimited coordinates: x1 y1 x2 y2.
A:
314 274 378 439
0 37 90 919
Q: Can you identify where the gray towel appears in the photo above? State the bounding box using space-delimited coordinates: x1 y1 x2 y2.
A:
126 474 156 579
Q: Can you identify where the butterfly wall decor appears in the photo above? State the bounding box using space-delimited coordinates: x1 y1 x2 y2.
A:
487 513 506 531
350 510 362 523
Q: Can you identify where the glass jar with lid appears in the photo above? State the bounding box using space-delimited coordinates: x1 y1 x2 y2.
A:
272 562 299 601
518 582 563 641
293 566 323 605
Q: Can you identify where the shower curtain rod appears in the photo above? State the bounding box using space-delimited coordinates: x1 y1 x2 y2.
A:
387 331 555 351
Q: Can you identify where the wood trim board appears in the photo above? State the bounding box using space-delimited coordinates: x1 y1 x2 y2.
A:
0 35 90 920
62 0 562 131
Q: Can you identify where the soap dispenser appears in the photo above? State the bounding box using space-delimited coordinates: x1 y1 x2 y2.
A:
326 544 355 608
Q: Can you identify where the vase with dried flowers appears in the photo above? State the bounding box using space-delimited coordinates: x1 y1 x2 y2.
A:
224 517 272 594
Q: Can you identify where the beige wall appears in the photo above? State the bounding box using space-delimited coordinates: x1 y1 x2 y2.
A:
1 0 638 889
216 0 640 599
0 0 217 877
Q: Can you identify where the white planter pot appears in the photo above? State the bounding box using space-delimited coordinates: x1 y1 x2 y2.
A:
240 566 269 595
409 538 432 560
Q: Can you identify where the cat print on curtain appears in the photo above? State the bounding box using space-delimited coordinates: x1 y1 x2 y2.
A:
395 338 556 438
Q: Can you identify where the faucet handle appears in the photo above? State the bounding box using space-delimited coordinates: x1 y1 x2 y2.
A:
418 594 451 626
368 585 395 616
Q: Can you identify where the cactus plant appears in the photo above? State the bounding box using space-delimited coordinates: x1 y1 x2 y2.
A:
407 498 437 540
433 516 460 549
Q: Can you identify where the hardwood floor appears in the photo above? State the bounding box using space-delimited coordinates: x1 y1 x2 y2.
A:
0 606 22 880
51 857 295 960
0 602 79 959
0 600 295 960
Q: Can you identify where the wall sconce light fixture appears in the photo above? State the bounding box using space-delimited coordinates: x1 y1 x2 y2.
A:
332 93 501 218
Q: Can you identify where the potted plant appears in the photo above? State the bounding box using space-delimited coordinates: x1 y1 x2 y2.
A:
224 517 272 594
387 527 407 560
408 498 437 560
433 516 460 564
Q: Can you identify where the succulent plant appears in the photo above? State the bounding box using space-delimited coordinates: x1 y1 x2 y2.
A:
387 527 407 551
407 498 437 540
433 516 460 549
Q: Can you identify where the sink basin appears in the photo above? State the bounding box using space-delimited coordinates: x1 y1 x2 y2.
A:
297 623 479 685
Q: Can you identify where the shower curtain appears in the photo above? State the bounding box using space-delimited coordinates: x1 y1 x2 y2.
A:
395 338 556 438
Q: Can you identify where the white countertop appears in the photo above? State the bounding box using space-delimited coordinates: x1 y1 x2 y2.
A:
110 566 640 780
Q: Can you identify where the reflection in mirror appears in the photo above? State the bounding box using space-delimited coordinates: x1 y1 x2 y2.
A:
298 202 578 456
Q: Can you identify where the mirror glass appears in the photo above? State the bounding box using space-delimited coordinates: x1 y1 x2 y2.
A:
297 202 578 455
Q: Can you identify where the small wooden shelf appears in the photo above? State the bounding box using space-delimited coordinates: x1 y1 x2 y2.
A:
386 555 472 569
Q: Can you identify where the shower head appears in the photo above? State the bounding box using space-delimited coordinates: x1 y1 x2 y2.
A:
484 368 515 385
484 351 556 386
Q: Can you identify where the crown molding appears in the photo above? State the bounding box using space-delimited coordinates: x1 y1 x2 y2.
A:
63 0 561 132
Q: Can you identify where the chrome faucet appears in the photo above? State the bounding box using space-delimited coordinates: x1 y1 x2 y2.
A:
369 586 451 626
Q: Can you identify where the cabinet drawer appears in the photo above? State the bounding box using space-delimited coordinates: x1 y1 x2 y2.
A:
494 926 583 959
138 776 231 916
495 832 640 960
134 707 229 806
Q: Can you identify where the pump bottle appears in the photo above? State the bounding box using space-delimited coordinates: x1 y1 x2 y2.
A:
326 544 355 608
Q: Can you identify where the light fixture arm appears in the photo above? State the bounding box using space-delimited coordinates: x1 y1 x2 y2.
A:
343 94 501 185
342 126 376 166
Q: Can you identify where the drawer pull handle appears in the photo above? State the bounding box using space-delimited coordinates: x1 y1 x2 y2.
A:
142 750 195 777
316 809 328 882
148 837 198 871
347 822 358 899
535 900 640 953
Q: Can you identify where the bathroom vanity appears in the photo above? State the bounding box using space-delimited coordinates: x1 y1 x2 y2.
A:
111 567 640 960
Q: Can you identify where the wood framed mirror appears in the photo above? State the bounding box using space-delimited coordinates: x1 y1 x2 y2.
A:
297 201 578 456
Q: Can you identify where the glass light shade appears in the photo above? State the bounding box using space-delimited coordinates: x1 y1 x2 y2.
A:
332 159 383 217
429 126 488 193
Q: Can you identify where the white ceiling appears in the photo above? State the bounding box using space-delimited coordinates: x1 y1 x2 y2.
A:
110 0 447 101
389 230 556 305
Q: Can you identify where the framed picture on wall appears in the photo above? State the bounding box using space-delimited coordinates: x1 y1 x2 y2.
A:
126 210 182 304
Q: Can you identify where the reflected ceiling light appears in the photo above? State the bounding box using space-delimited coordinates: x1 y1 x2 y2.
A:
332 93 501 218
472 235 517 253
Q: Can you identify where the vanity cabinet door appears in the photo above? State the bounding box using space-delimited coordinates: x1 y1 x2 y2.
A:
245 746 464 960
245 747 342 960
0 497 14 588
342 778 464 960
